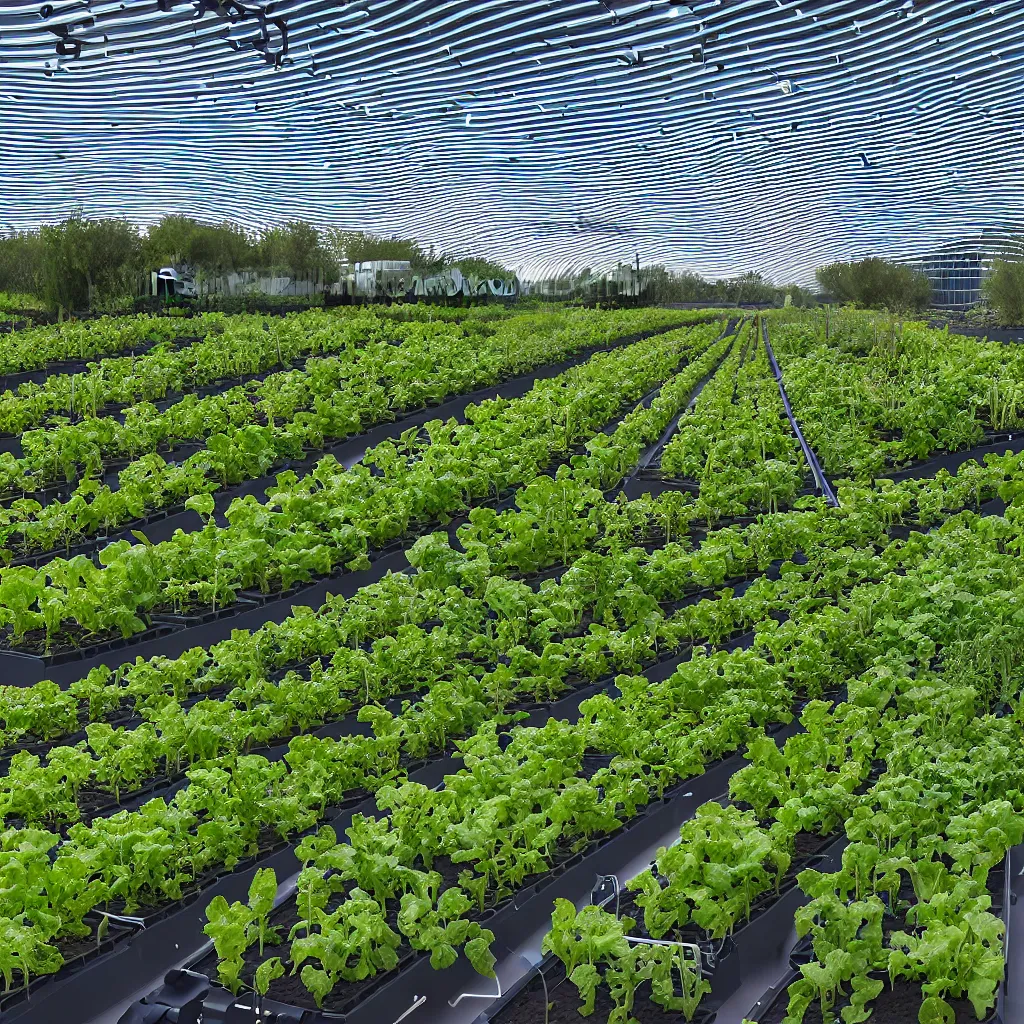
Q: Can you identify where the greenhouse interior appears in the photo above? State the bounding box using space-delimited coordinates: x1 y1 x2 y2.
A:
3 1 1024 1023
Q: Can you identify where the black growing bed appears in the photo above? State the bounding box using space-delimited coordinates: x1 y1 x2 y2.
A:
108 664 820 1024
26 467 998 1023
0 317 702 562
484 956 717 1024
114 738 783 1024
740 846 1017 1024
108 715 814 1024
0 326 713 686
874 432 1024 485
1 750 458 1024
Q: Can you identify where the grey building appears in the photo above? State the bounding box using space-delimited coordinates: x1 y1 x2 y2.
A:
917 245 986 307
912 230 1024 308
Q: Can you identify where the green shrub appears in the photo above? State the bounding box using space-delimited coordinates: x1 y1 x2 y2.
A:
983 260 1024 327
816 258 931 312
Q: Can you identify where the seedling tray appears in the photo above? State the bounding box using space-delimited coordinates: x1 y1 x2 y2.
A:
112 710 795 1024
0 622 179 678
877 433 1024 484
0 913 140 1019
744 847 1015 1024
746 969 1000 1024
150 597 261 628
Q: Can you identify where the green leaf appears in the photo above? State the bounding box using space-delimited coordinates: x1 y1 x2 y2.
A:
254 957 285 997
918 996 955 1024
185 493 216 521
569 962 601 1016
465 934 497 978
300 964 335 1008
437 887 472 921
428 941 458 970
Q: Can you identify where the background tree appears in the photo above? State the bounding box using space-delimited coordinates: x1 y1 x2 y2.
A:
144 215 202 268
256 221 336 280
983 259 1024 326
145 217 253 280
635 266 800 305
38 214 143 312
325 230 427 268
816 258 930 311
189 222 253 278
448 256 514 280
0 231 45 298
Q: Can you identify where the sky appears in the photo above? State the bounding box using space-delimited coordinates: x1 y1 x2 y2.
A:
2 0 1024 283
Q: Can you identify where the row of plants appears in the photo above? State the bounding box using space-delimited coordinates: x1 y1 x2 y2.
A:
0 331 766 824
0 315 202 378
0 311 374 441
0 308 692 561
1 305 1020 1016
658 318 808 518
0 321 723 652
0 445 1010 760
0 454 1012 1004
519 517 1024 1024
196 495 1024 1015
0 306 686 441
0 462 967 830
751 702 1021 1023
769 308 1024 480
0 301 521 382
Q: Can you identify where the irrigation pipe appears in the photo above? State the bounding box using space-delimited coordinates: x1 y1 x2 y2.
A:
760 320 839 507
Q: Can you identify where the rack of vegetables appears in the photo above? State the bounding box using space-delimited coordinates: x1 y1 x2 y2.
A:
0 455 1015 1022
101 488 1024 1024
1 305 1024 1024
0 318 722 661
768 307 1024 482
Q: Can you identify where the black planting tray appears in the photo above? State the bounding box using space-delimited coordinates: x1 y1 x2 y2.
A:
0 322 708 687
102 675 812 1024
731 845 1019 1024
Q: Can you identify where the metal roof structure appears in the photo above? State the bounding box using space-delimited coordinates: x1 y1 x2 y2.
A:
1 0 1023 282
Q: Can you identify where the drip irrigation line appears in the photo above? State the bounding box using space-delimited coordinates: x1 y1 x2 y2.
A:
760 320 839 507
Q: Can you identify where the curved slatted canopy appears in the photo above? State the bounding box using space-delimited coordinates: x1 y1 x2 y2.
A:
1 0 1023 279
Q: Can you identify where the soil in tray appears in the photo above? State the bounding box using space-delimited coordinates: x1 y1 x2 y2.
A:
881 430 1019 472
756 977 991 1024
190 833 597 1015
0 622 162 658
494 966 712 1024
0 917 138 1014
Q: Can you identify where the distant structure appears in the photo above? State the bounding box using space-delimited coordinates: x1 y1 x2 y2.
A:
912 229 1024 308
336 261 519 300
525 263 640 302
914 243 987 308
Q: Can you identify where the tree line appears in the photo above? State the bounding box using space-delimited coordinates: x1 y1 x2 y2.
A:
640 267 818 306
0 214 514 313
6 212 1024 324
